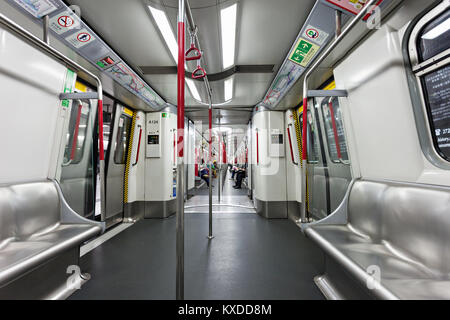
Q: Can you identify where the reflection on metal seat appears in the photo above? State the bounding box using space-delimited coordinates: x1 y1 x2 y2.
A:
0 181 103 299
304 180 450 300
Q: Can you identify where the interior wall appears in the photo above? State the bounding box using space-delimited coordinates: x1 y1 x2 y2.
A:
334 2 450 187
0 26 68 184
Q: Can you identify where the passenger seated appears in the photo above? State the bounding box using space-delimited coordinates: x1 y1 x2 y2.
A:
199 160 210 187
234 166 246 189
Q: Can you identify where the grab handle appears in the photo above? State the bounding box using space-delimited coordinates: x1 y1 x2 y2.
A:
185 44 202 61
192 65 206 79
132 125 143 166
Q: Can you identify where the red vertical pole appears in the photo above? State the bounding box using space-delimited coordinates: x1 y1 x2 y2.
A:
98 100 105 161
177 21 185 157
302 98 308 161
209 107 212 163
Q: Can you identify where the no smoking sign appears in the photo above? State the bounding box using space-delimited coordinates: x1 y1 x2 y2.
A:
49 10 80 35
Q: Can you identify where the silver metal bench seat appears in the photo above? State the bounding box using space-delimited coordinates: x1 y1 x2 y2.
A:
0 180 103 299
304 180 450 300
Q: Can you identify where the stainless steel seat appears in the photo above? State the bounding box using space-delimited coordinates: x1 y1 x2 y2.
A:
0 180 103 299
305 180 450 300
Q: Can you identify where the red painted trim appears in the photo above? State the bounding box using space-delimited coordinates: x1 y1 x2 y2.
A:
98 100 105 161
70 103 83 160
302 98 308 161
173 132 176 163
177 22 185 158
209 107 212 162
256 130 259 165
328 101 342 160
287 126 295 164
325 0 383 20
135 128 142 165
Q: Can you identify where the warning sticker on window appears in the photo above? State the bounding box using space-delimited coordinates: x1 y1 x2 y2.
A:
65 28 96 49
303 25 329 46
49 10 81 35
288 38 320 67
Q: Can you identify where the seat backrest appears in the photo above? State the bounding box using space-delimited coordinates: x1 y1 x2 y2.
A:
0 188 15 242
0 181 60 240
348 180 450 273
348 181 388 241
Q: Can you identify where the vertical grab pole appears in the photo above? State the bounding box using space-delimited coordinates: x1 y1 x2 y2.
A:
218 114 221 203
300 98 308 223
208 103 214 240
176 0 186 301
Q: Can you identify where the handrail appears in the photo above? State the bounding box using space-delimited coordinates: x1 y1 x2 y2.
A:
132 125 143 166
287 124 298 165
0 12 106 222
300 0 379 223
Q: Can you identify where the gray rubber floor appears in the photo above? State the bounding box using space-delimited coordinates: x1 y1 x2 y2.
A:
70 213 325 300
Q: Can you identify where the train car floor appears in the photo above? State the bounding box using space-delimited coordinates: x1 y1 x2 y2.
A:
69 213 325 300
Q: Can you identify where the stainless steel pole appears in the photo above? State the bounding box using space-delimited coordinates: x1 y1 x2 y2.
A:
176 0 186 301
43 15 49 45
207 102 214 240
218 113 221 203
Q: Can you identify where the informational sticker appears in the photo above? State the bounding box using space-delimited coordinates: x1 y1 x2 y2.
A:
325 0 368 15
12 0 58 18
303 24 329 46
325 0 382 19
263 61 304 107
65 28 96 48
288 38 320 67
49 10 80 35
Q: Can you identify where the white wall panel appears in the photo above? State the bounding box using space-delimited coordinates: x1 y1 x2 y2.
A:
0 27 67 184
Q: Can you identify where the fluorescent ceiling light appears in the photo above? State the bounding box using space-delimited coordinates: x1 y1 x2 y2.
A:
220 4 237 69
186 79 201 101
224 77 234 101
422 17 450 40
148 6 178 62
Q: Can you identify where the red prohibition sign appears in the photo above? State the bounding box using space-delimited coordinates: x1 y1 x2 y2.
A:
77 32 91 43
58 16 74 27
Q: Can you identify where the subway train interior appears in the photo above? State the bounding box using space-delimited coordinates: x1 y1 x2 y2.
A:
0 0 449 303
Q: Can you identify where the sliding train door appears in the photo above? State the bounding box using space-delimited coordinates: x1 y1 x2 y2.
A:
299 96 352 221
105 103 133 227
59 82 96 219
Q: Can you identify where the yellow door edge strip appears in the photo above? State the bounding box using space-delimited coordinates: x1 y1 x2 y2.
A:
124 112 137 204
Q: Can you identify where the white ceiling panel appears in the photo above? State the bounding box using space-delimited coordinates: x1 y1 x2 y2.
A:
65 0 316 123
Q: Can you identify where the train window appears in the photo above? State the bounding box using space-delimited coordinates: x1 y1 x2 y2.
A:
418 9 450 62
114 114 132 164
63 102 90 164
321 97 349 163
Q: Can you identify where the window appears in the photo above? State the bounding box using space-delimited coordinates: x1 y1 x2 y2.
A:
321 97 349 163
418 9 450 62
63 101 90 164
412 5 450 162
114 113 132 164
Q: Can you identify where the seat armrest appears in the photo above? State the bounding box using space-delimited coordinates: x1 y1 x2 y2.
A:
299 179 358 232
53 180 105 234
305 227 399 300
